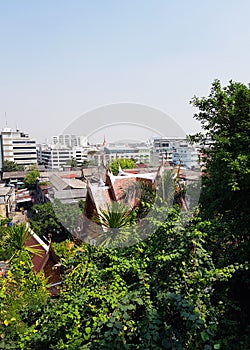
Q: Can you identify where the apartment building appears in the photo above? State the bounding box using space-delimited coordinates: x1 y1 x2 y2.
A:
171 142 199 168
152 137 199 169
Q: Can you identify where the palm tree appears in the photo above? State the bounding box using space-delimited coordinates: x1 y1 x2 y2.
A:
8 223 43 262
92 202 137 247
92 202 135 229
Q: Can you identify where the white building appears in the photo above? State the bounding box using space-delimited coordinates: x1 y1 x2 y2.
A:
51 134 87 148
104 143 151 164
171 141 199 169
0 128 37 168
38 145 88 170
152 137 199 169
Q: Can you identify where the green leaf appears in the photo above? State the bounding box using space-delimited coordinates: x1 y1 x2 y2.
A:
85 327 91 334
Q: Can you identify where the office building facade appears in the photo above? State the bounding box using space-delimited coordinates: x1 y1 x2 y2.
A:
0 128 37 168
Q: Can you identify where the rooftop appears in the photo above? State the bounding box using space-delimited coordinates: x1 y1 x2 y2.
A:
0 187 13 197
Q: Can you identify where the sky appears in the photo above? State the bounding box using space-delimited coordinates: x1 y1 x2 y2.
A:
0 0 250 143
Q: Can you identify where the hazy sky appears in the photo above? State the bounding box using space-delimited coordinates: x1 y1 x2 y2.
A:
0 0 249 143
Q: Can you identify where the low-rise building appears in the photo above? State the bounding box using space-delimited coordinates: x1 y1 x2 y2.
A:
48 173 87 204
103 143 151 164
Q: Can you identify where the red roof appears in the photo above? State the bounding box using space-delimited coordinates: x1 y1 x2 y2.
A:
123 169 138 174
61 173 77 179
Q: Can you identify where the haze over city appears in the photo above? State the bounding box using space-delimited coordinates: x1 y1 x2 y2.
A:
1 0 250 142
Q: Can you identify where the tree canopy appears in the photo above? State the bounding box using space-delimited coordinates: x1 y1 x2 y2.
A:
109 158 136 175
23 168 40 189
190 79 250 221
2 160 24 172
190 79 250 348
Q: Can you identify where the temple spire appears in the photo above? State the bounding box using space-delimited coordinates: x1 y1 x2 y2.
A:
103 135 107 147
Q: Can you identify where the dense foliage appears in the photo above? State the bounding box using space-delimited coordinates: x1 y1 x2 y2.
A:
2 160 24 172
190 79 250 348
0 213 228 350
24 169 40 189
190 79 250 233
29 200 85 242
109 159 136 175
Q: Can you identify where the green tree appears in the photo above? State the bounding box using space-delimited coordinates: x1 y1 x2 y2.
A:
29 200 85 242
29 202 69 242
109 158 136 175
2 160 24 172
0 246 49 349
93 202 135 229
92 201 138 247
18 210 228 350
66 157 78 169
190 79 250 349
24 169 40 189
190 80 250 260
0 221 43 262
190 79 250 223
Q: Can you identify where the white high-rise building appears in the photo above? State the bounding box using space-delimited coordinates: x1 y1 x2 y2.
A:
51 134 87 148
0 128 37 168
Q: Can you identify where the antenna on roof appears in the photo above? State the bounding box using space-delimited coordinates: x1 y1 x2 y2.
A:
5 112 7 127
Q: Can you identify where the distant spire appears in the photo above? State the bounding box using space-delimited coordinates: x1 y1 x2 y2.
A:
103 135 107 147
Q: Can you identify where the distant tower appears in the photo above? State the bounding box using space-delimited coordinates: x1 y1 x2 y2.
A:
103 135 107 147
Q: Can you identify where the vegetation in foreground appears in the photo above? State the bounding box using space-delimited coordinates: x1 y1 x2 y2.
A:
0 80 249 349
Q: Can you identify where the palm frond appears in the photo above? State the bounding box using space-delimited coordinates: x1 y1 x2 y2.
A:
93 202 134 229
9 224 44 257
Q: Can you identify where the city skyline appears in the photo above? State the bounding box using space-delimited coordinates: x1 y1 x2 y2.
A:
1 1 250 142
0 124 187 146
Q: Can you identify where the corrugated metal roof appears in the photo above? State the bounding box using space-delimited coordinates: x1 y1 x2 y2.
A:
54 188 87 201
49 174 69 191
2 171 26 179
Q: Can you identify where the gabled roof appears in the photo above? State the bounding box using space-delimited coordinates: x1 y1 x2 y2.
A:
49 174 70 191
26 228 50 273
53 188 87 202
49 174 87 191
2 171 27 180
87 183 112 214
26 228 61 295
